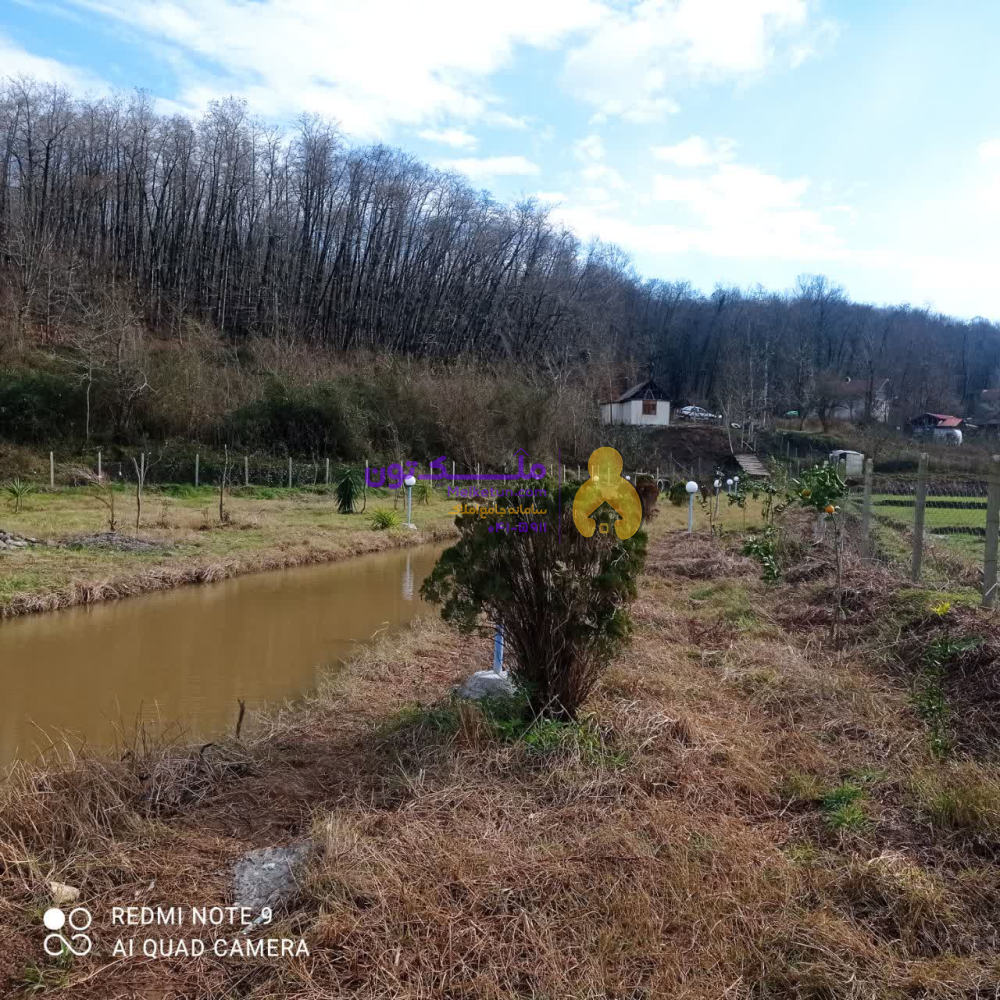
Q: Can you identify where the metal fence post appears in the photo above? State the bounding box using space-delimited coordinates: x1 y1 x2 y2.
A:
325 457 330 486
50 451 54 488
983 455 1000 607
912 453 928 583
288 456 293 489
97 449 102 480
195 453 199 487
245 455 249 487
861 458 874 561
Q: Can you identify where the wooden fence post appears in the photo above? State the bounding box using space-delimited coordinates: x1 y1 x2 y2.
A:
984 455 1000 607
861 458 874 561
912 453 928 583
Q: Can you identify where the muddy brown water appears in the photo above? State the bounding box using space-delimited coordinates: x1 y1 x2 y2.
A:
0 544 445 767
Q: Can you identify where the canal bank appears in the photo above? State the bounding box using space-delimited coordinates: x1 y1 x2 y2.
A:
0 486 459 620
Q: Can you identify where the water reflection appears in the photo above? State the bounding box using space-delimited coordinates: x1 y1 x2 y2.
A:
0 544 443 766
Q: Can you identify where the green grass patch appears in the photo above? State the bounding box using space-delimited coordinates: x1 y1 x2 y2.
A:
383 696 627 767
821 781 868 830
782 773 872 830
911 765 1000 835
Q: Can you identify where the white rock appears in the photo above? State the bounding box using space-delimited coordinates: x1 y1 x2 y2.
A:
49 881 80 905
457 670 517 701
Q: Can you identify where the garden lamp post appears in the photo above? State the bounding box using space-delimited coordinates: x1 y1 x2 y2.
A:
686 480 698 534
713 478 721 515
493 624 505 674
404 473 416 527
734 476 740 494
726 477 734 496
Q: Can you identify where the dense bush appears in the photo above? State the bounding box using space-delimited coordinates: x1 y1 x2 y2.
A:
0 369 86 443
422 479 647 719
635 476 659 520
668 481 689 506
227 378 356 456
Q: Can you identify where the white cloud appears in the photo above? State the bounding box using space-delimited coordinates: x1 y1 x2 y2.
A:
573 134 606 161
0 31 106 91
653 136 737 168
439 155 541 181
650 163 842 257
978 139 1000 162
550 203 691 256
55 0 605 135
418 128 479 149
562 0 830 122
534 191 569 203
581 162 626 190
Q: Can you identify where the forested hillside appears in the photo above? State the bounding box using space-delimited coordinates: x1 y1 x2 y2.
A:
2 78 1000 452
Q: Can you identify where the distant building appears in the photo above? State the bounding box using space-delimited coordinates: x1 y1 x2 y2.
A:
910 412 963 430
600 378 671 426
823 377 891 424
910 412 964 445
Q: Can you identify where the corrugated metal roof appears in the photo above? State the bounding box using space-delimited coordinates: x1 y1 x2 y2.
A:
914 413 963 427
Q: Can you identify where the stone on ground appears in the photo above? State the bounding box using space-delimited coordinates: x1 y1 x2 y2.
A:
457 669 517 700
232 843 313 911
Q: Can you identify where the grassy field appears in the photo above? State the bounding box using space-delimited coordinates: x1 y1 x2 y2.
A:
1 505 998 996
0 484 460 616
869 494 989 574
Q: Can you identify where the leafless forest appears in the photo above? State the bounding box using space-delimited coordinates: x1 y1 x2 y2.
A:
2 79 1000 452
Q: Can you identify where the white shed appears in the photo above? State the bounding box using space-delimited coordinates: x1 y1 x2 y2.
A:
829 449 865 476
600 379 671 427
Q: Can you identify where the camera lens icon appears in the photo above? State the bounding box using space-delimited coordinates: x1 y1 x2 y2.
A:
43 906 92 956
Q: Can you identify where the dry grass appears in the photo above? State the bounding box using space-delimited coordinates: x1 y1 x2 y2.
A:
2 507 1000 996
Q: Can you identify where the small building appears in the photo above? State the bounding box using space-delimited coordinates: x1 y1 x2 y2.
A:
911 413 964 445
600 379 671 426
829 449 865 476
823 377 891 424
910 413 963 430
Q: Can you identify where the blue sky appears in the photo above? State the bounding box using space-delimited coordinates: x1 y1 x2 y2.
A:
4 0 1000 319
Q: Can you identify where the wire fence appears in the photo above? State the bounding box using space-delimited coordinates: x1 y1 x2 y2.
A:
839 453 1000 604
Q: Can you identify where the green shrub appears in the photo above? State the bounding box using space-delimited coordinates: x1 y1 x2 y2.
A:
3 478 34 513
369 508 402 530
668 482 688 506
335 465 366 514
421 478 647 720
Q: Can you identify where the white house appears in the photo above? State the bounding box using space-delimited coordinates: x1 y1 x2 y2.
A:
600 379 671 426
823 377 891 424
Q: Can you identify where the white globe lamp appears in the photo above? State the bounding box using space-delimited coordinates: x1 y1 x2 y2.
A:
403 474 417 527
685 480 698 533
